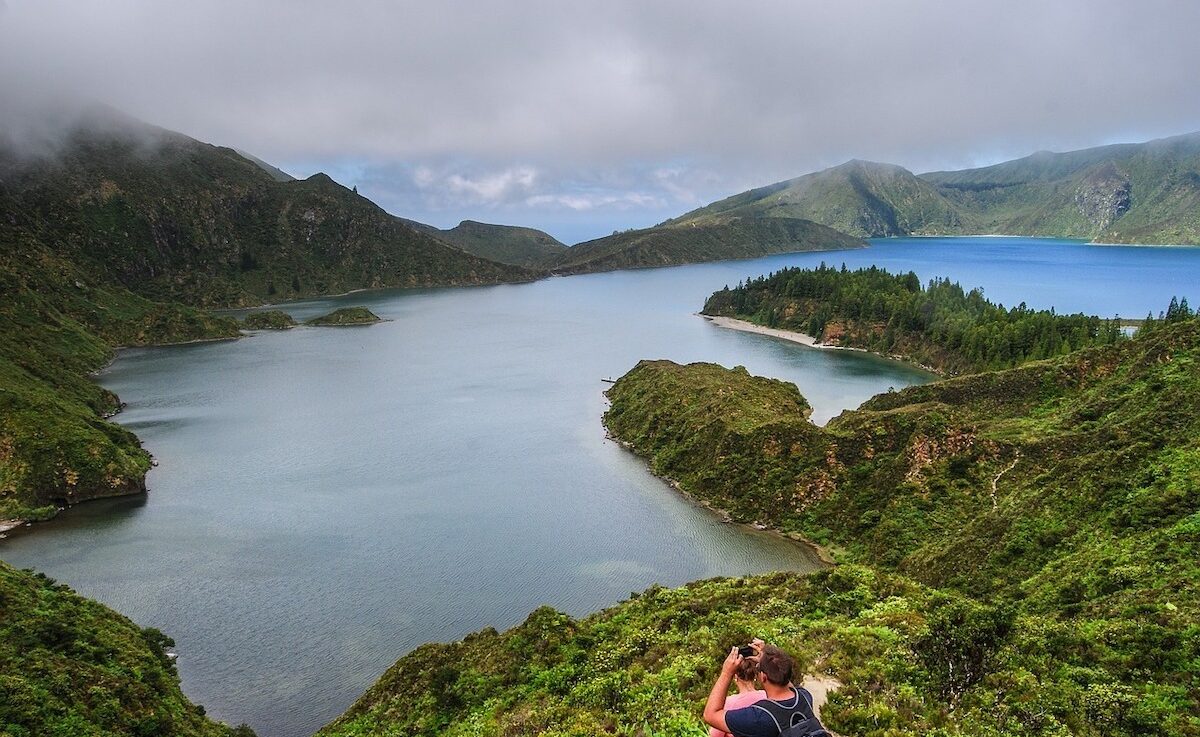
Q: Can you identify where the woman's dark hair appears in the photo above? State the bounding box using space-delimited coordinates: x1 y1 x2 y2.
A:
757 645 794 686
735 656 759 682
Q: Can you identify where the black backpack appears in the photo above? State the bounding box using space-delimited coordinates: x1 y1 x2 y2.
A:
746 687 832 737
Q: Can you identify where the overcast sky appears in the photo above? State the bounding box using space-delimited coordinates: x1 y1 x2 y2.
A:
3 0 1199 243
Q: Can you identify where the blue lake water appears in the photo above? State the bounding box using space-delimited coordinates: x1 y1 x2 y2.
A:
1 237 1197 736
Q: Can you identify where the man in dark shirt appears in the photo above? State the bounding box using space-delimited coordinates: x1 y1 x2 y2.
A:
702 640 824 737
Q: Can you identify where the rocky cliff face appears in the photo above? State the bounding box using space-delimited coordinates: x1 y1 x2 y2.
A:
1074 162 1131 230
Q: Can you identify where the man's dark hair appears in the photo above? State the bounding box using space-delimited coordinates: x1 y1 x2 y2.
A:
757 645 794 686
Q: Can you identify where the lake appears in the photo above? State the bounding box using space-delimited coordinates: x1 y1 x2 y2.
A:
2 237 1197 736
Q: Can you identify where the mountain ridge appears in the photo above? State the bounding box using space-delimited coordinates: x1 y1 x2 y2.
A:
398 217 568 268
549 216 867 274
0 117 536 308
672 131 1200 244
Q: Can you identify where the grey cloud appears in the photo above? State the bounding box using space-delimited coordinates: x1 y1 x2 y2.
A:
339 158 698 241
3 0 1199 238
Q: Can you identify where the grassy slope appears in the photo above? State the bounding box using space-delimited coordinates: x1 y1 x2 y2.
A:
670 160 968 238
0 562 250 736
551 217 866 274
603 324 1200 604
319 566 1023 737
924 132 1200 244
600 320 1200 735
672 133 1200 244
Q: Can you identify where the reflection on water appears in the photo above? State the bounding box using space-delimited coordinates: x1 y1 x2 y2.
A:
3 237 1197 737
2 495 148 548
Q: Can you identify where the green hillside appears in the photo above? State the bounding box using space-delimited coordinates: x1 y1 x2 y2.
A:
551 217 866 274
672 132 1200 244
401 218 568 268
0 108 535 309
0 228 239 523
671 160 967 237
603 328 1199 597
924 132 1200 243
0 562 251 736
598 316 1200 735
317 566 1017 737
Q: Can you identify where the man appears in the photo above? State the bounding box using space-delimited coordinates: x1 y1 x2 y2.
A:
702 639 828 737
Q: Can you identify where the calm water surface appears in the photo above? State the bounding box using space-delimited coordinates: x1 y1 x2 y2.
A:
2 237 1197 736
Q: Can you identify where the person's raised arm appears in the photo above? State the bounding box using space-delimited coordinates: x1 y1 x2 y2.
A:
702 647 743 733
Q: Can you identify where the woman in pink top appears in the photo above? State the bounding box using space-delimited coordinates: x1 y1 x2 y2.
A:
709 657 766 737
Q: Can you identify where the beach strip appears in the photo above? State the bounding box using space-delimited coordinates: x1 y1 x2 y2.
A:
702 314 861 352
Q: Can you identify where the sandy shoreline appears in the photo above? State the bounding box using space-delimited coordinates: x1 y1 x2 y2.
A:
703 314 944 379
702 315 865 353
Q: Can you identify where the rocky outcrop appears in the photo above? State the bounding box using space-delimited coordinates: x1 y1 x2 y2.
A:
1074 162 1131 230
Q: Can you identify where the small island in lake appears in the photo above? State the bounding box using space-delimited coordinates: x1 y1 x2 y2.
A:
305 306 382 326
242 310 296 330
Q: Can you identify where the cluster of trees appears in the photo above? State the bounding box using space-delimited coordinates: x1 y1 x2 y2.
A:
1143 295 1195 330
704 264 1128 374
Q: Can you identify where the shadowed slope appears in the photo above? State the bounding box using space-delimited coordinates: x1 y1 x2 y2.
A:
0 109 535 308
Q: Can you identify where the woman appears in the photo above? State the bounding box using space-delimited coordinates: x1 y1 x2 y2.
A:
708 656 766 737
